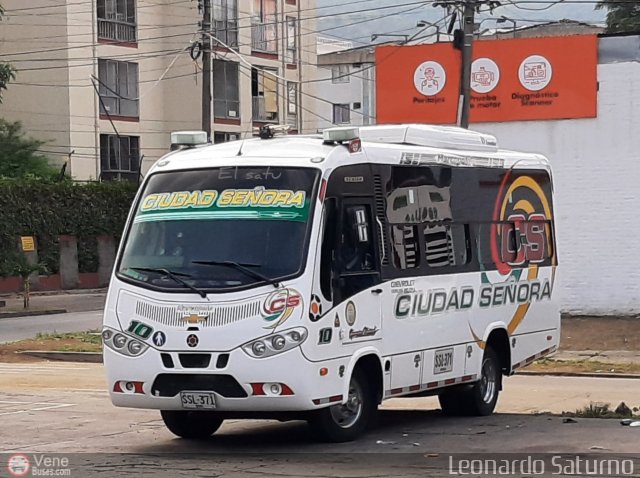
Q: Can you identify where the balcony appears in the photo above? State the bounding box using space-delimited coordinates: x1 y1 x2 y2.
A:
98 19 137 43
252 96 278 123
251 20 277 54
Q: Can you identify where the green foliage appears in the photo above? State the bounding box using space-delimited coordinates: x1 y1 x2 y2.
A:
0 178 138 274
0 120 59 179
596 0 640 33
0 63 15 103
0 252 48 279
0 6 16 102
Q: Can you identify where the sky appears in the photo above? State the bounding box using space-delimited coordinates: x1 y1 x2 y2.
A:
315 0 607 46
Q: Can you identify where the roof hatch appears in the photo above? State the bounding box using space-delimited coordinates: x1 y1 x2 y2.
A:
358 124 498 153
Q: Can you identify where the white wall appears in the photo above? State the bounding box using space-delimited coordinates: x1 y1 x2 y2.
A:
475 62 640 315
315 63 375 131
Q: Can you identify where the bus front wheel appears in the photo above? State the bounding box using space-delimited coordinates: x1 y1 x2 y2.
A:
308 368 375 442
161 410 224 439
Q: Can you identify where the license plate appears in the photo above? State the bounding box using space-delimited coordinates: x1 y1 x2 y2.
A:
434 348 454 374
180 392 216 410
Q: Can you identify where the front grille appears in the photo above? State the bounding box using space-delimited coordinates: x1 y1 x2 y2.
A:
151 374 247 398
179 354 211 369
134 300 262 328
161 353 175 368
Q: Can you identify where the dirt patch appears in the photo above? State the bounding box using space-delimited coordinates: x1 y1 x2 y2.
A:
560 316 640 351
526 359 640 375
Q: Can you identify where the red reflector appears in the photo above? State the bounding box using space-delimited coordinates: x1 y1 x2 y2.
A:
319 179 328 202
251 383 266 396
281 384 294 396
113 382 123 393
133 382 144 394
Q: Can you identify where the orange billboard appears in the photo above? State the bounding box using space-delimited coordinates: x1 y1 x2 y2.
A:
376 35 598 124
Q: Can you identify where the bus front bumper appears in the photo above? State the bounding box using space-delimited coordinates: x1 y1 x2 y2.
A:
104 346 345 412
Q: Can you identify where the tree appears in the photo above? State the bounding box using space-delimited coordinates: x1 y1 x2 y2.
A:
0 5 16 102
0 253 48 309
0 120 59 179
596 0 640 33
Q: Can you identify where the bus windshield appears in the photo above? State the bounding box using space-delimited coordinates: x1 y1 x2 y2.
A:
117 166 320 292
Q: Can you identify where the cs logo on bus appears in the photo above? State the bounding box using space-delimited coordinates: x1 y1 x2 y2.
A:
490 174 554 275
261 288 302 329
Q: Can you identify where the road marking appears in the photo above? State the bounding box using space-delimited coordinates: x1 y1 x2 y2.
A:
0 364 93 370
0 402 74 416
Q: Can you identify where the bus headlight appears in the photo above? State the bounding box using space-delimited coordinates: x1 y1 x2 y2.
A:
128 341 144 355
113 334 127 349
242 327 308 359
103 327 149 357
271 335 286 351
252 341 267 357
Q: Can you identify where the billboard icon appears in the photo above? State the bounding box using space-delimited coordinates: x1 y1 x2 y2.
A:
413 61 446 97
471 58 500 94
519 55 553 91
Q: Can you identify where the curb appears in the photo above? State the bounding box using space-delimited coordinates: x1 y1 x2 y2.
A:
19 351 103 363
0 309 67 319
0 289 107 298
517 370 640 380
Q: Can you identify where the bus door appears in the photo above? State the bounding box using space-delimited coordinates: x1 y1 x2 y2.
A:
334 198 382 344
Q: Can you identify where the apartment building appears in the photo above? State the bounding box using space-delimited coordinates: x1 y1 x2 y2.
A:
315 37 376 132
0 0 318 180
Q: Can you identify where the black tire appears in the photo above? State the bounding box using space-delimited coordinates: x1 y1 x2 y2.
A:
468 346 501 416
161 410 224 439
308 368 375 442
438 389 467 416
438 346 501 417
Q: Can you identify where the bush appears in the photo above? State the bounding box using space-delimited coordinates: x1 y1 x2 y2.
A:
0 178 138 274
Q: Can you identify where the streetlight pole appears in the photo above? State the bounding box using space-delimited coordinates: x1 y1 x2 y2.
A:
201 0 212 142
416 20 441 42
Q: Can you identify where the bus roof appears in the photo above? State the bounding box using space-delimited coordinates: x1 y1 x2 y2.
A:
151 125 550 175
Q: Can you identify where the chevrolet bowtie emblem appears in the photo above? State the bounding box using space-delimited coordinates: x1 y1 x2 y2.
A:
182 313 208 325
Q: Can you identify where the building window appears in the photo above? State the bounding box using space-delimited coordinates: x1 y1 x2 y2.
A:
98 59 139 118
252 68 278 122
285 17 297 64
213 60 240 119
333 104 350 124
331 64 350 84
213 0 238 47
214 132 240 143
100 134 140 181
251 0 277 54
97 0 137 43
287 81 297 127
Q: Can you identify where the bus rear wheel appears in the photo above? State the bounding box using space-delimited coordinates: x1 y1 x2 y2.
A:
439 346 501 417
308 368 375 442
161 410 224 439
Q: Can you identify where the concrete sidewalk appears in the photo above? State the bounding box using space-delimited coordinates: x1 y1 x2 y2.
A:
0 290 106 318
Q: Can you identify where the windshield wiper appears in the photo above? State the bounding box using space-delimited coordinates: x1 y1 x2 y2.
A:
128 267 207 298
192 260 279 288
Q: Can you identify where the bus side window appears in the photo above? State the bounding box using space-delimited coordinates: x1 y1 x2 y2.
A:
340 205 375 273
320 198 337 301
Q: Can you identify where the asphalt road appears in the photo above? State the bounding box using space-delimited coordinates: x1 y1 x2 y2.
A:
0 363 638 477
0 310 103 343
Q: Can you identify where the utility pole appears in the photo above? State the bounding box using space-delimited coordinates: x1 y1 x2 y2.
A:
435 0 500 129
459 0 475 129
201 0 212 141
